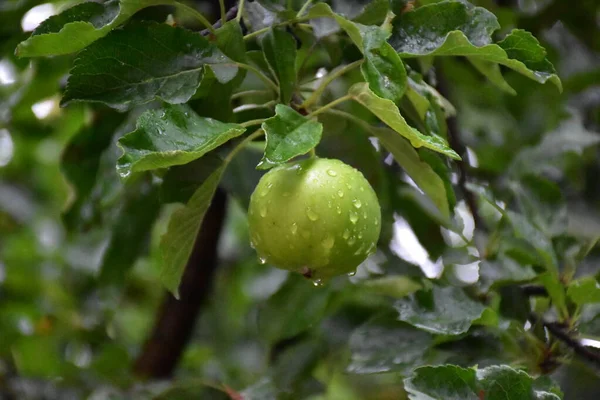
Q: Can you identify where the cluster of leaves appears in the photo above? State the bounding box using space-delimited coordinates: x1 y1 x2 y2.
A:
0 0 599 398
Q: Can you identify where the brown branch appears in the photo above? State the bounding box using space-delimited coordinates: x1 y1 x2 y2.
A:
529 312 600 370
436 70 484 231
134 188 228 378
200 5 239 36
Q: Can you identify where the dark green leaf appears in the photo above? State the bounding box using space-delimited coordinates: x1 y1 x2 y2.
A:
348 315 432 374
159 165 224 297
389 1 562 91
360 26 407 102
479 258 537 292
258 274 332 342
62 22 238 111
16 0 169 57
506 211 558 272
262 28 297 104
567 277 600 306
394 285 487 335
349 83 460 159
98 181 161 285
404 364 562 400
116 104 245 177
258 104 323 169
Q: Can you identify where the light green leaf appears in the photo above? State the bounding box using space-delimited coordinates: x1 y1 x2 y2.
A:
116 104 245 177
394 285 487 335
262 28 297 104
16 0 170 57
567 277 600 306
389 1 562 91
258 104 323 169
372 127 450 218
62 22 238 111
360 26 407 102
349 83 460 159
159 166 224 297
404 364 562 400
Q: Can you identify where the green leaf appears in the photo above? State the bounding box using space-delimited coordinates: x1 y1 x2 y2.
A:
389 1 562 91
349 83 460 159
258 104 323 169
116 104 245 177
506 211 558 272
307 3 363 47
262 28 297 104
567 277 600 306
159 166 224 297
394 285 487 335
16 0 170 57
216 20 247 63
258 274 332 342
468 58 517 95
372 127 450 218
538 272 567 318
348 315 432 374
360 276 422 298
478 258 537 292
360 26 407 102
98 181 161 285
62 22 238 111
404 364 562 400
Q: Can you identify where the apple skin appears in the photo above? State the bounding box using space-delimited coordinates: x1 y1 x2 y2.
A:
248 158 381 280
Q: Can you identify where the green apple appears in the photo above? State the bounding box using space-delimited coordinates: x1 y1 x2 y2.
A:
248 157 381 280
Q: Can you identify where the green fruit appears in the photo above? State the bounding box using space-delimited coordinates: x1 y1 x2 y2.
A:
248 157 381 280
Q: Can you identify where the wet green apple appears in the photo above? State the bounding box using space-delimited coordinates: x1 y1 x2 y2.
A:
248 157 381 280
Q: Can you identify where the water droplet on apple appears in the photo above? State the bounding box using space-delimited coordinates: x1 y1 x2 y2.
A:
306 207 319 221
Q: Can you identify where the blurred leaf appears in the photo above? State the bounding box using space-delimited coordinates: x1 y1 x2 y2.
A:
240 378 279 400
16 0 170 57
567 277 600 306
506 211 558 272
159 165 224 297
373 127 451 218
98 181 161 285
258 105 323 169
347 314 432 374
258 274 332 342
394 285 487 335
389 1 562 91
538 272 567 318
360 276 422 298
62 22 238 111
360 26 407 103
404 364 562 400
12 336 62 378
262 28 297 104
116 104 245 177
468 58 517 95
349 83 460 159
479 258 537 292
